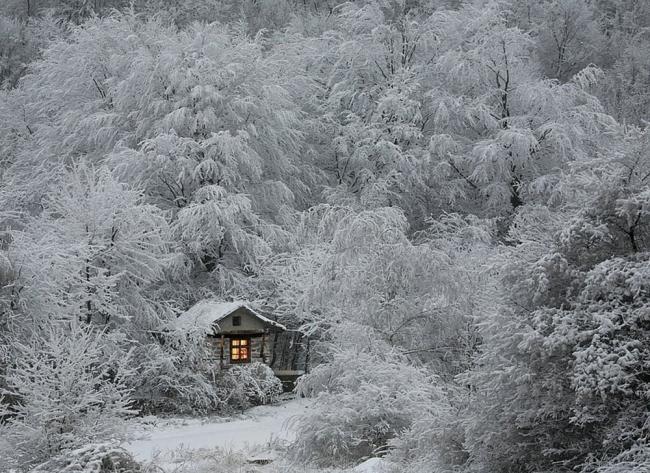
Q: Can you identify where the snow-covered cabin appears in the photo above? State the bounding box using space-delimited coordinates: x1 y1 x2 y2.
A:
174 300 286 369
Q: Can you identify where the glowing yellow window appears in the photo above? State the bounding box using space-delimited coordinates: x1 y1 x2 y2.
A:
230 337 250 363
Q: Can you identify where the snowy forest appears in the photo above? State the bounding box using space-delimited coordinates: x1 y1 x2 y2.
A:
0 0 649 472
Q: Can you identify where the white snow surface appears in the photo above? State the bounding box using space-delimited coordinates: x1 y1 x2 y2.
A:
352 457 387 472
124 397 310 462
172 300 287 334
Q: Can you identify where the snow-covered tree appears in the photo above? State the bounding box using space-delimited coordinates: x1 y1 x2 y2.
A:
0 323 135 468
291 348 451 467
261 205 489 374
425 3 615 221
2 13 314 294
462 127 650 472
2 163 223 412
5 164 170 328
503 0 603 82
311 0 441 221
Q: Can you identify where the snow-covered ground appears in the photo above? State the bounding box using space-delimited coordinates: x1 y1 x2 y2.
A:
123 397 388 473
125 396 311 462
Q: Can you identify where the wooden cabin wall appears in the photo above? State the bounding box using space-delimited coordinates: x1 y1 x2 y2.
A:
203 331 310 374
205 334 272 368
269 331 310 372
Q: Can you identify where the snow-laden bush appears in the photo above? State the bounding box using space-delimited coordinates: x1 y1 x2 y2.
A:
129 340 219 414
28 443 140 473
141 446 248 473
217 362 283 410
289 349 450 467
385 385 468 472
0 324 135 467
140 444 336 473
581 443 650 473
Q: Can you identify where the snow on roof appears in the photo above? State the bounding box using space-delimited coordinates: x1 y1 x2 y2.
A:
173 300 286 334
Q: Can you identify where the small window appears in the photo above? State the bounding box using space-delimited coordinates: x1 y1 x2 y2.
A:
230 337 250 363
232 315 241 326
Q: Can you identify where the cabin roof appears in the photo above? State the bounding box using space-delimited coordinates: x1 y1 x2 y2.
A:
173 300 286 334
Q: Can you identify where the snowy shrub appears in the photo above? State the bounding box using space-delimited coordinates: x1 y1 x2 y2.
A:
28 443 141 473
290 349 449 467
217 362 282 410
141 445 339 473
462 133 650 472
0 324 135 467
581 442 650 473
142 446 248 473
386 390 468 472
129 340 219 415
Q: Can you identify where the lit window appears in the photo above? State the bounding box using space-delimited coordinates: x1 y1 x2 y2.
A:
230 338 250 363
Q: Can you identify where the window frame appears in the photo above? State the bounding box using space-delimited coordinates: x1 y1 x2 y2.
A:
229 336 251 364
